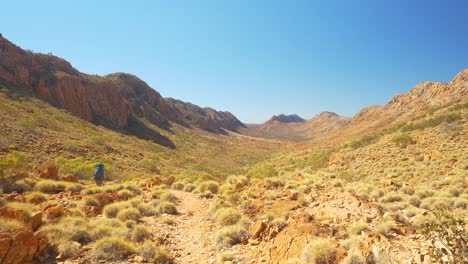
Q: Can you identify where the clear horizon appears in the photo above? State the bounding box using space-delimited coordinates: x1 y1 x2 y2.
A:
2 0 467 123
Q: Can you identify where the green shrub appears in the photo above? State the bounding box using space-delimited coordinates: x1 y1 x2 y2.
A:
151 189 167 199
91 236 136 261
82 196 100 207
419 211 467 263
172 181 185 190
156 201 177 215
340 236 363 250
214 224 249 246
131 225 151 243
103 202 130 218
160 192 178 203
184 183 196 192
347 133 381 149
341 252 365 264
409 196 421 207
136 203 156 217
380 193 403 203
117 189 134 200
34 180 66 193
214 208 242 226
55 156 111 180
196 181 219 194
116 208 141 222
270 218 287 231
0 151 32 191
391 133 415 148
5 202 38 219
58 241 81 258
0 218 24 230
138 241 174 264
25 192 47 203
160 216 176 225
348 222 369 235
375 220 396 236
302 238 337 264
401 113 462 132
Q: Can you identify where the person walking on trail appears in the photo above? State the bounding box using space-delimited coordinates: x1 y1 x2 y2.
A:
93 163 104 185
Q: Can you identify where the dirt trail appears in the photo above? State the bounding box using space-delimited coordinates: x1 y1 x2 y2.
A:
155 190 218 264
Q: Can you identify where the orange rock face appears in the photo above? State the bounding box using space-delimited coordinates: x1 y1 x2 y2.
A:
0 35 245 135
38 165 59 180
0 228 39 264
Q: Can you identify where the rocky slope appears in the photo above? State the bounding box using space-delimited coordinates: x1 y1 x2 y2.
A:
0 35 244 146
316 69 468 147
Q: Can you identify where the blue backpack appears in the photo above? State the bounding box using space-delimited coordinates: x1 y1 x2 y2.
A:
93 163 104 181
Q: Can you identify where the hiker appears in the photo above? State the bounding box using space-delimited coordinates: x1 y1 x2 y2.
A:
93 163 104 185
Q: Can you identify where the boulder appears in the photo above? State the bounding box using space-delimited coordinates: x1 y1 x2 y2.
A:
249 220 267 239
46 204 64 219
60 174 78 183
0 228 38 264
38 165 59 180
30 212 43 231
92 192 119 208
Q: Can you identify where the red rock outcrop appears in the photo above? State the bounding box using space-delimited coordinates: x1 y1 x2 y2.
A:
0 35 245 136
0 227 49 264
38 165 59 180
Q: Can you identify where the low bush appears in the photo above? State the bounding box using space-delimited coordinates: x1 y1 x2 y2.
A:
375 220 396 236
0 218 24 230
25 192 47 203
91 236 136 261
117 189 134 200
214 208 242 226
340 236 363 250
348 221 369 235
400 113 462 132
35 180 67 193
116 208 141 222
131 225 151 242
184 183 196 192
391 133 415 148
82 196 100 207
341 252 365 264
196 181 219 194
419 211 467 263
172 181 185 190
156 201 177 215
214 224 249 246
160 192 178 203
302 238 337 264
138 240 174 264
270 218 287 231
103 201 130 218
347 133 381 149
58 241 81 258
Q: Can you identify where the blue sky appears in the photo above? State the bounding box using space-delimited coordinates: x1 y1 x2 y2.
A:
2 0 467 123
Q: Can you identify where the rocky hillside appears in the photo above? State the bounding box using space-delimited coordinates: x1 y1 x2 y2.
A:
243 112 350 142
0 35 244 146
334 69 468 143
